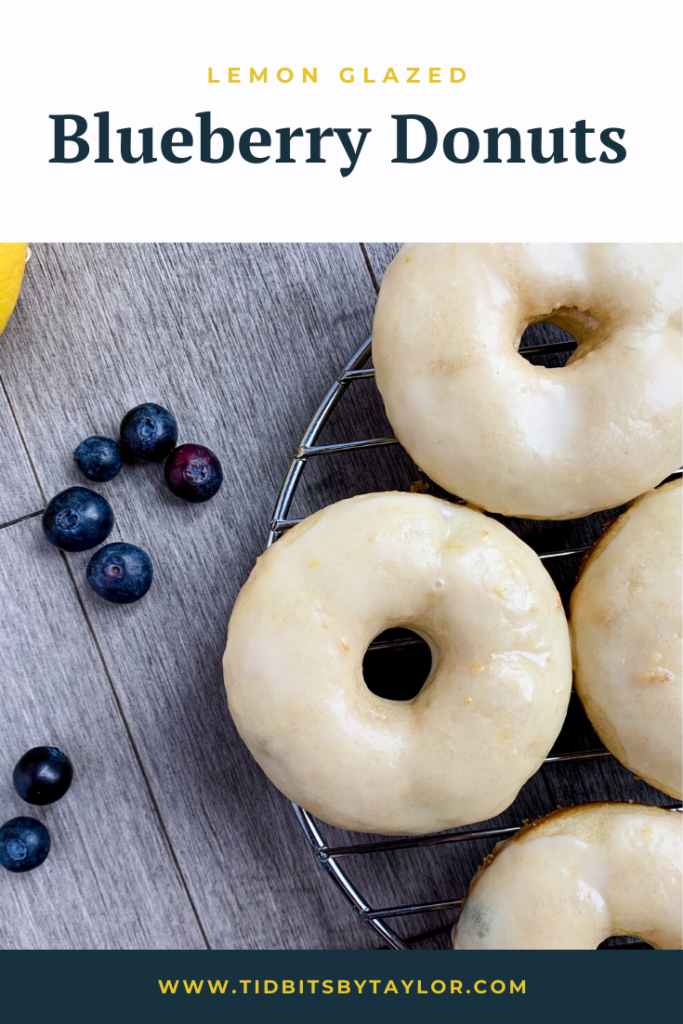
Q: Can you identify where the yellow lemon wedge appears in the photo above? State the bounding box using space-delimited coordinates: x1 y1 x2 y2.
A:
0 243 29 336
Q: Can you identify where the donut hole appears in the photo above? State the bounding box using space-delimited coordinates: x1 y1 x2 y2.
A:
598 937 655 950
519 320 578 367
363 628 432 701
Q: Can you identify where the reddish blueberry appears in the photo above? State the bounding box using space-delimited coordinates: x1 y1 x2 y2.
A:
164 444 223 503
120 403 177 462
42 486 114 552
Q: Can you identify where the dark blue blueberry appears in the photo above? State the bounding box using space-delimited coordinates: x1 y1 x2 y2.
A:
164 443 223 503
120 403 177 462
86 542 153 603
42 486 114 552
13 746 73 806
0 817 51 873
73 436 122 482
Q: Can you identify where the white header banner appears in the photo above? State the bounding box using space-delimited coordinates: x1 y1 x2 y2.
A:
2 0 681 240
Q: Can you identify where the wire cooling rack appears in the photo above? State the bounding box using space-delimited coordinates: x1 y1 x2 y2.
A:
265 333 681 951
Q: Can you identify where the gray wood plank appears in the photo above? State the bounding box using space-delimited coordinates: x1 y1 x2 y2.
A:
0 251 43 526
0 517 205 949
544 756 678 809
363 243 401 286
0 378 42 525
0 243 382 950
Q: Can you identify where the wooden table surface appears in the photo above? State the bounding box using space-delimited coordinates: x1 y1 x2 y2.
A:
0 244 676 950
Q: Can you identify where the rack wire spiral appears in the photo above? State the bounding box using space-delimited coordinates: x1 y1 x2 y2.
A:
266 333 682 951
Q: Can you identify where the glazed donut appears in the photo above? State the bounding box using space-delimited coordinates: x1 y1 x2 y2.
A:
372 243 682 519
570 479 682 799
453 803 683 949
223 492 572 835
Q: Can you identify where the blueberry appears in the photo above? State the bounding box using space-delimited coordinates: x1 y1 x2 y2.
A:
120 403 177 462
73 436 122 482
42 486 114 552
164 443 223 503
0 817 51 873
13 746 73 805
86 542 153 603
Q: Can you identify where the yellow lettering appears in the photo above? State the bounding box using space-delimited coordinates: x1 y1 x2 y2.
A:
208 68 220 83
407 67 420 83
369 980 381 994
383 67 399 83
322 981 334 994
309 981 319 993
263 981 278 994
282 980 295 994
158 980 179 994
384 981 399 994
228 67 240 83
474 980 487 994
491 981 506 994
240 981 251 994
303 67 317 82
338 980 351 993
401 981 414 993
208 980 229 994
363 68 375 83
450 67 466 83
451 981 463 994
183 981 204 994
417 981 428 994
511 980 526 994
340 67 354 83
354 981 366 993
277 67 293 83
250 68 267 83
431 980 446 994
429 67 441 82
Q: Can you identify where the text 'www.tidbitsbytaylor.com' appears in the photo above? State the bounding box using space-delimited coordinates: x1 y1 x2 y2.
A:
157 978 526 996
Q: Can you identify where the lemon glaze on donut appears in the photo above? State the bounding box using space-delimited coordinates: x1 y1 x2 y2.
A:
452 803 683 949
571 479 682 800
223 492 572 835
372 243 682 520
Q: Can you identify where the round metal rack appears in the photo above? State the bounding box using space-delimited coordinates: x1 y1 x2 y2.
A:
266 334 681 951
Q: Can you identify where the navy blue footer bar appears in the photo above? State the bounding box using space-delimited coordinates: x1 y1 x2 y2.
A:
0 948 676 1024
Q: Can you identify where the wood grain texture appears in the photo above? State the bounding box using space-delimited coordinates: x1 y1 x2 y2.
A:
0 517 205 949
0 382 42 525
363 243 401 284
0 243 676 951
0 243 380 950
